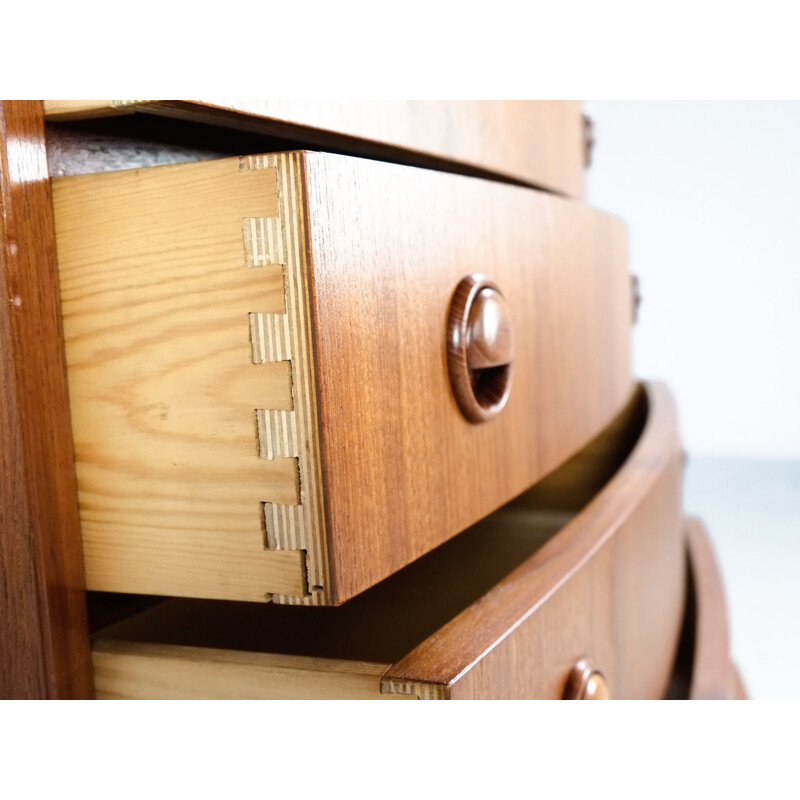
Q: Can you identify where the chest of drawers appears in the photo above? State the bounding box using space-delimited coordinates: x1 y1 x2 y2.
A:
0 100 742 699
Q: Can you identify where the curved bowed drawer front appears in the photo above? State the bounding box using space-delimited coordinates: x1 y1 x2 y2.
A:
52 151 631 606
92 383 685 700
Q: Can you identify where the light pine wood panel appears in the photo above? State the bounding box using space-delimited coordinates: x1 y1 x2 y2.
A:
43 100 586 197
381 383 685 699
92 640 407 700
52 153 327 602
303 152 632 603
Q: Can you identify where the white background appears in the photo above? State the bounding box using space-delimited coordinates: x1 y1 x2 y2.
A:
585 101 800 459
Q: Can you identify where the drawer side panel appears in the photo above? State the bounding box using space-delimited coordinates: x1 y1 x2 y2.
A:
53 153 329 603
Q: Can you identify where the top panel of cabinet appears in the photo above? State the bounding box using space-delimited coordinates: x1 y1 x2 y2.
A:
44 100 587 197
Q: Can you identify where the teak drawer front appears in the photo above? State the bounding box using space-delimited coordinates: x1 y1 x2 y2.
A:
44 100 586 197
92 383 684 700
382 382 683 699
52 151 631 606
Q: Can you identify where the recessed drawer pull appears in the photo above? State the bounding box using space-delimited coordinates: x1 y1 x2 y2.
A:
447 274 514 423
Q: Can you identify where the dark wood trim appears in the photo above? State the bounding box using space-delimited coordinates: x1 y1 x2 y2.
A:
0 100 93 698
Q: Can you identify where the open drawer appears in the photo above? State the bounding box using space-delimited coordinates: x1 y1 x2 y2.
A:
52 149 631 606
91 382 685 699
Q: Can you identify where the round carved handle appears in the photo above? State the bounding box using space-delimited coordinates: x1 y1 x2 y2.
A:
563 659 610 700
447 274 514 423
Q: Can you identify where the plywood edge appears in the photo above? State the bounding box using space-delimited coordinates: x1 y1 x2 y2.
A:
685 517 739 700
93 639 401 700
254 152 332 605
381 381 680 693
380 677 450 700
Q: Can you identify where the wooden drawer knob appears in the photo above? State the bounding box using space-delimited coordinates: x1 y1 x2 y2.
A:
447 274 514 423
564 659 610 700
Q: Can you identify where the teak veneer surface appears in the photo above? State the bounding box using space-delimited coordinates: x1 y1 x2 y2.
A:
52 151 631 605
304 152 631 603
44 100 586 198
0 101 93 698
92 383 685 700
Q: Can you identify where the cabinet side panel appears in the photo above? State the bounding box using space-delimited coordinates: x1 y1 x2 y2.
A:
0 100 93 698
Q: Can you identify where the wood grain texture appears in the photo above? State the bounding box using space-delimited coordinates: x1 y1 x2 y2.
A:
685 517 742 700
92 640 408 700
52 153 328 602
381 382 685 699
43 100 586 197
0 101 93 698
303 151 632 603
